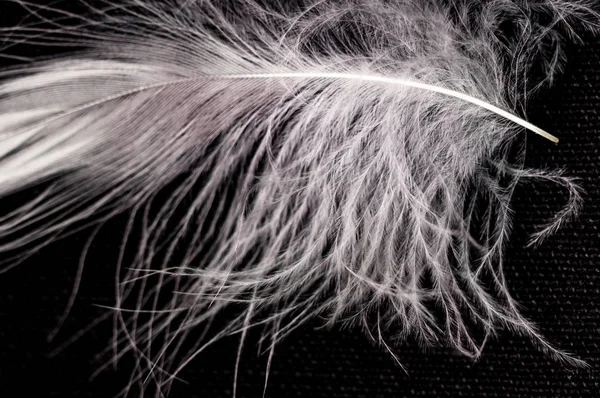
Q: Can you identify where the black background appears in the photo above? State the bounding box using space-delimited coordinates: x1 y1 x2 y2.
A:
0 2 599 397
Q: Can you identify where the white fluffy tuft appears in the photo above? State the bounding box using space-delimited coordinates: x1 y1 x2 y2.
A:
0 0 598 396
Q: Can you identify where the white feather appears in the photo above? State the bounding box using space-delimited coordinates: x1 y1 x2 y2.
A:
0 0 598 395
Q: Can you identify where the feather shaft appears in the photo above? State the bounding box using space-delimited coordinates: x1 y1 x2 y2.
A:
217 72 559 142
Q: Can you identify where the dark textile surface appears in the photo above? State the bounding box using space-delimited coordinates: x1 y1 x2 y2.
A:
0 7 599 398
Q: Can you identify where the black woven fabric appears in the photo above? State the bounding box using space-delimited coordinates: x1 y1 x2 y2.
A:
0 10 599 398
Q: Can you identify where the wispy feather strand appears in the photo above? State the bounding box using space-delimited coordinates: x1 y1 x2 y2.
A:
0 0 598 396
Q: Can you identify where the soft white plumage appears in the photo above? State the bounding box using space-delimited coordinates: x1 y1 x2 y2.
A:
0 0 598 396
